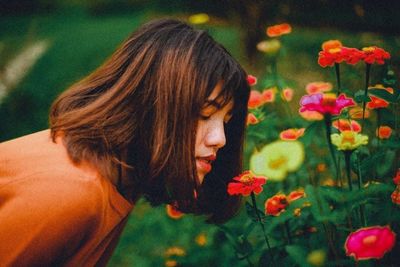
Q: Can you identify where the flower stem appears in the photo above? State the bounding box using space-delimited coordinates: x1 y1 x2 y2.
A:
344 151 353 191
324 114 339 182
250 193 274 266
356 152 367 227
334 63 341 95
362 64 371 129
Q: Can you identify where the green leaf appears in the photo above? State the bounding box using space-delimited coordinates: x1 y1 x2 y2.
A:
376 149 396 177
354 90 371 103
245 201 265 222
285 245 311 267
305 185 331 222
368 88 397 103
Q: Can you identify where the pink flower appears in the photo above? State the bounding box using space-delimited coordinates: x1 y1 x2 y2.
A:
247 75 257 86
227 171 267 196
345 226 396 260
299 93 355 116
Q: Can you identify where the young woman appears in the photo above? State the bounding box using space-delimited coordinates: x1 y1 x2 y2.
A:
0 18 250 266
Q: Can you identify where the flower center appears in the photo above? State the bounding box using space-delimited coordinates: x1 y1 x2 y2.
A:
362 47 375 53
240 173 254 185
341 131 355 144
328 47 341 54
362 235 377 246
322 94 337 107
269 156 287 169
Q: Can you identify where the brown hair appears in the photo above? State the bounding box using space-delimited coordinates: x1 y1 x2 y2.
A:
49 18 250 223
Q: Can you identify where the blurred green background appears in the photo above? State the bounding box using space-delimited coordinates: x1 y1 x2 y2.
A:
1 1 399 266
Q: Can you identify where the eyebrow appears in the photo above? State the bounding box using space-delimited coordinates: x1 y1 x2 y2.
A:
203 99 223 109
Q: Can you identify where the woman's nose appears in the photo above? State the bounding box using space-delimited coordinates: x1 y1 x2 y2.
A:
205 122 226 149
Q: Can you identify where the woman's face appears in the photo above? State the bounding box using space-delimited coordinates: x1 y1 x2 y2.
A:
195 83 233 184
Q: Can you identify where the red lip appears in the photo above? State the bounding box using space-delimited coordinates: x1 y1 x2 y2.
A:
196 155 216 174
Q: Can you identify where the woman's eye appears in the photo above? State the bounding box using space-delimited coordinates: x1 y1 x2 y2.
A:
199 114 211 120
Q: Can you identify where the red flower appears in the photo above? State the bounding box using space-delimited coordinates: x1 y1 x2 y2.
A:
266 23 292 37
247 74 257 86
332 119 362 133
391 187 400 205
261 88 276 103
281 88 294 101
322 40 342 51
248 90 263 109
279 128 305 141
393 169 400 185
376 126 392 139
362 46 391 65
247 113 259 125
318 45 364 67
345 226 396 260
341 47 365 65
227 171 267 196
265 194 288 216
299 93 355 116
288 189 306 202
318 48 344 67
166 204 184 219
366 95 389 109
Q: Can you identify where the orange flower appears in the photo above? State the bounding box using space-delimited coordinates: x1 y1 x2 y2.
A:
391 187 400 205
318 45 364 67
299 110 324 121
261 88 276 103
282 88 294 101
349 106 370 119
322 40 342 51
362 46 391 65
227 171 267 196
366 95 389 109
247 113 259 125
279 128 305 141
247 74 257 86
166 204 184 219
248 90 263 109
195 233 207 246
265 194 288 216
288 188 306 202
266 23 292 37
332 119 362 133
305 82 333 95
376 126 392 139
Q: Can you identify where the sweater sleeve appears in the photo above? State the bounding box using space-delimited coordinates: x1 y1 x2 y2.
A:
0 174 104 266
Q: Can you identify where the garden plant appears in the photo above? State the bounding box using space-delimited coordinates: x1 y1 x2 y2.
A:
223 23 399 267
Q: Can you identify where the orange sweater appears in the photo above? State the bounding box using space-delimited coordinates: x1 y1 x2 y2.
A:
0 130 133 266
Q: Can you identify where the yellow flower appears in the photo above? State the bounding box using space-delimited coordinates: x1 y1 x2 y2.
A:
188 13 210 24
307 250 326 267
250 140 304 181
331 130 368 151
195 233 207 246
165 246 186 257
256 39 281 55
